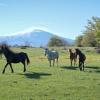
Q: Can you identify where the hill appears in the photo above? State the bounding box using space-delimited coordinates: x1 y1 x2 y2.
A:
0 29 74 47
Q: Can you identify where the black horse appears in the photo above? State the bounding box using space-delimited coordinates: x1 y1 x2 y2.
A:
75 49 86 71
0 45 30 74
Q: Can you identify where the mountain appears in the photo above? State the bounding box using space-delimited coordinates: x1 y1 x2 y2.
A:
0 29 74 47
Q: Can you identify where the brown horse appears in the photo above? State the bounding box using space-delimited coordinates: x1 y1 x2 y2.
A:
68 49 77 67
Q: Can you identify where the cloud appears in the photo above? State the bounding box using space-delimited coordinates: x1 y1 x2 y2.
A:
11 25 64 38
12 26 51 35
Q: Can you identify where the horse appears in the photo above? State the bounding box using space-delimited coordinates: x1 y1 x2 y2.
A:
0 44 30 74
75 48 86 71
68 49 77 67
45 48 59 67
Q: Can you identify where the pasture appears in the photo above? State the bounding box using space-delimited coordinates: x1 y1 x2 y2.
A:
0 47 100 100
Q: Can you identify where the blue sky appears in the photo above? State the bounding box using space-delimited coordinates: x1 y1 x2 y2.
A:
0 0 100 39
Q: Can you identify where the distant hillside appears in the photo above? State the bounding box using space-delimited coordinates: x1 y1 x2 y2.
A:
0 29 74 47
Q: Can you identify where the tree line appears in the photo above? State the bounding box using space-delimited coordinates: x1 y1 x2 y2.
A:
48 16 100 47
48 17 100 47
75 16 100 47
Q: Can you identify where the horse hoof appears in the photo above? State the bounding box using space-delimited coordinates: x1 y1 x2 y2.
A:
2 72 5 74
24 70 26 72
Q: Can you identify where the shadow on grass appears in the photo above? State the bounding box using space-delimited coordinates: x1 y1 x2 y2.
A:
18 72 52 79
61 66 78 70
95 70 100 73
85 66 100 73
61 66 100 73
86 66 100 69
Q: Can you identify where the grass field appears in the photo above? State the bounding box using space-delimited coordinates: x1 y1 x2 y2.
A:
0 47 100 100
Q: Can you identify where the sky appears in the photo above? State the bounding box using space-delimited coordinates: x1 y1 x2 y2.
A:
0 0 100 39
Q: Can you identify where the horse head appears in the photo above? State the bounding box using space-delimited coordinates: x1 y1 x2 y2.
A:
0 44 11 55
44 48 49 56
75 48 82 55
68 49 72 53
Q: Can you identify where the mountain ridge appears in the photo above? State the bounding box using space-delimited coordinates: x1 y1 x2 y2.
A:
0 29 74 47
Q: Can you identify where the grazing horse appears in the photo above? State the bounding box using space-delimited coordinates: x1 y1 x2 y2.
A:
68 49 77 67
45 48 59 67
0 45 30 74
75 49 86 71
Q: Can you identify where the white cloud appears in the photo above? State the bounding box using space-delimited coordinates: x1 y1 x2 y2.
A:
3 25 68 38
10 26 65 38
12 26 51 35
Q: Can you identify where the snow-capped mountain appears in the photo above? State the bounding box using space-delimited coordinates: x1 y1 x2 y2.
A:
0 29 74 47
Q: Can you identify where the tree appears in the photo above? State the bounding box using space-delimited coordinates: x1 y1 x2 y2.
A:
48 36 66 47
75 35 83 47
75 16 100 47
84 16 100 47
82 32 96 47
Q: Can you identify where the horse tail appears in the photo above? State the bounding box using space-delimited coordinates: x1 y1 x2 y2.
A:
25 53 30 65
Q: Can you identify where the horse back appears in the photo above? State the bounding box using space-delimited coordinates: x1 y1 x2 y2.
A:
48 51 59 60
8 52 27 63
79 53 86 62
52 51 59 57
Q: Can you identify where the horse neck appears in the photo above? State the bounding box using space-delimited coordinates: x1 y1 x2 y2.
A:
46 50 51 55
69 50 74 56
2 47 13 57
69 50 72 54
77 50 82 56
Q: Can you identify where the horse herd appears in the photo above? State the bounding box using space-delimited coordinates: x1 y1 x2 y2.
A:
45 48 86 71
0 44 86 74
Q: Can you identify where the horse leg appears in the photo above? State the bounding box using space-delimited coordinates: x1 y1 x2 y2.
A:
80 62 82 71
74 61 75 67
83 62 85 71
74 59 76 67
70 59 72 67
49 60 51 67
22 61 26 72
79 61 82 71
2 63 9 74
9 63 14 73
53 59 55 67
56 58 58 67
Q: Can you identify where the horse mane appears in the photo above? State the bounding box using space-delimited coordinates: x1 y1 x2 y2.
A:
1 44 15 54
76 48 82 53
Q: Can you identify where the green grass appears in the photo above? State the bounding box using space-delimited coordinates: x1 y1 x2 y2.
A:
0 47 100 100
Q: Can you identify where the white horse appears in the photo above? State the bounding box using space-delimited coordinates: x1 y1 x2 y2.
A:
45 48 59 67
